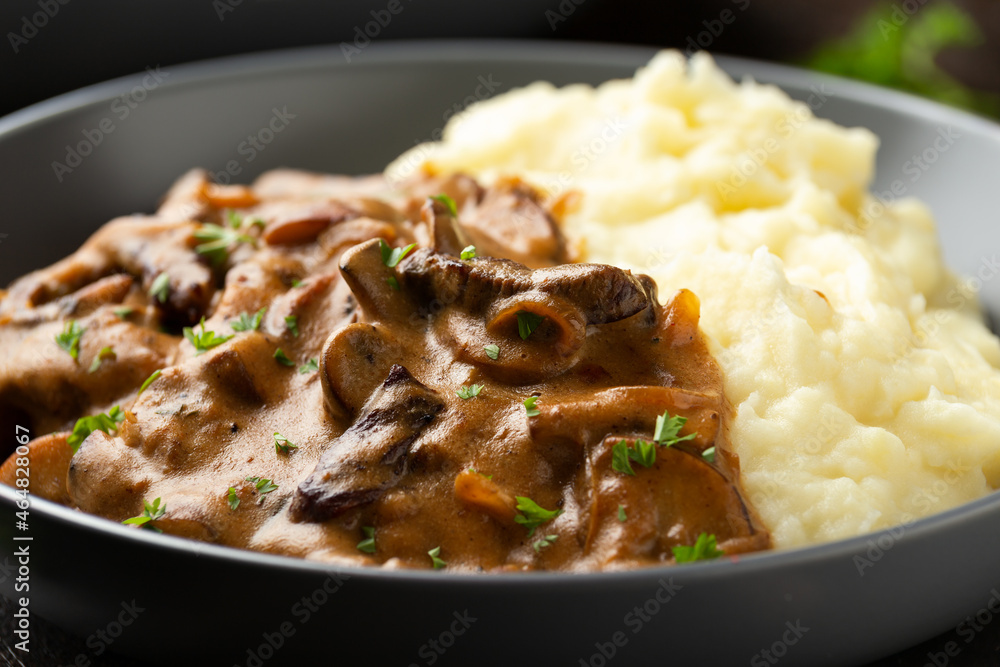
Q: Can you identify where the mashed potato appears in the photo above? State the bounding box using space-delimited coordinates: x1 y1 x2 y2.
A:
388 51 1000 549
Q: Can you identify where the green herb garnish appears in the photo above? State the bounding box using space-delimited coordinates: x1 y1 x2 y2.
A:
246 476 278 495
533 534 558 553
183 317 234 355
618 505 627 522
523 396 540 418
284 315 299 337
484 344 500 360
379 239 416 268
273 348 294 367
227 487 240 511
456 384 483 400
612 441 635 476
225 209 243 229
299 358 319 374
428 546 447 569
460 245 476 260
611 439 657 476
672 533 724 564
654 410 697 447
274 432 298 454
514 496 562 537
468 468 493 480
430 194 458 217
122 497 166 533
88 346 116 373
112 306 134 318
702 446 716 463
138 369 162 396
149 273 170 303
55 320 84 361
194 223 254 265
67 406 124 453
231 307 266 332
386 276 400 291
357 526 376 554
516 311 545 340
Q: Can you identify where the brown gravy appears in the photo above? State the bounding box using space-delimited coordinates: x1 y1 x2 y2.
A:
0 169 769 571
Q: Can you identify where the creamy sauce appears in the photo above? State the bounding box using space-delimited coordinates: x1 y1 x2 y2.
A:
0 168 768 571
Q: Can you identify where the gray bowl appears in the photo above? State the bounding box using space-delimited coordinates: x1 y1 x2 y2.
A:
2 41 1000 667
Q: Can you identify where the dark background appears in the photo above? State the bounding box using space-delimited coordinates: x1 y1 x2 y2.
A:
2 0 999 119
2 1 1000 665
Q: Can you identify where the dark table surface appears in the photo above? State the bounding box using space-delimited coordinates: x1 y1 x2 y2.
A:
4 590 1000 667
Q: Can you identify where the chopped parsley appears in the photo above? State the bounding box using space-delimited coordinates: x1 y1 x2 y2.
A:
430 194 458 217
523 396 540 418
654 410 697 448
618 505 627 522
533 534 558 553
55 320 84 361
672 533 724 564
231 307 266 332
379 239 416 268
516 311 545 340
385 276 401 291
514 496 562 536
357 526 376 554
468 468 493 480
611 439 657 476
138 369 162 396
611 441 635 476
227 487 240 511
246 476 278 497
112 306 134 318
291 279 304 288
274 432 298 454
702 446 716 463
456 384 483 400
225 209 243 229
299 358 319 374
149 273 170 303
88 346 116 373
460 245 476 260
428 546 447 569
183 317 234 355
193 222 254 265
483 344 500 361
284 315 299 337
67 406 124 453
122 497 166 533
273 348 295 367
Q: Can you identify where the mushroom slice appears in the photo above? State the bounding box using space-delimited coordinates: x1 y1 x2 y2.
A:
320 322 403 417
339 238 415 322
584 436 766 567
259 202 355 246
458 176 568 268
423 195 469 256
291 365 444 522
398 249 654 326
528 385 720 452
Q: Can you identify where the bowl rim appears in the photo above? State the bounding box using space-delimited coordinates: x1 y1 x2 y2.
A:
3 38 1000 586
